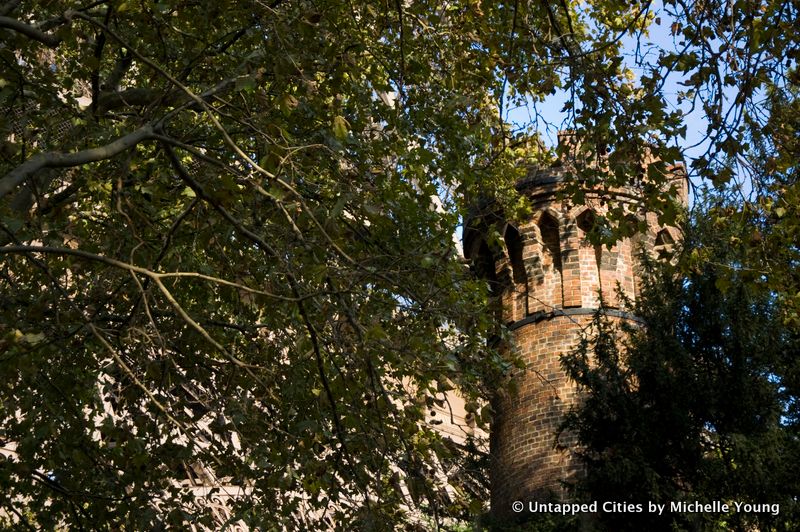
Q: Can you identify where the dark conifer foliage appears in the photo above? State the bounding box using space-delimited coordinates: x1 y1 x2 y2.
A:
562 210 800 531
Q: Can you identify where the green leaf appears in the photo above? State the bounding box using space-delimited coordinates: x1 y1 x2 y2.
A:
332 115 349 140
21 332 45 345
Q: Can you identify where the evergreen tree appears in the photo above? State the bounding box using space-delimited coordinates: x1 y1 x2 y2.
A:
562 207 800 531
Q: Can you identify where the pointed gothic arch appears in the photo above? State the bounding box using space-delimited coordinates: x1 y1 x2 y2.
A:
503 224 528 320
503 224 526 285
536 211 564 310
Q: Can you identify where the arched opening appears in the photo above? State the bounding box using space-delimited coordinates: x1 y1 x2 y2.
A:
539 213 562 274
538 212 563 309
504 224 528 320
654 228 675 258
654 229 674 246
504 225 527 286
474 240 500 296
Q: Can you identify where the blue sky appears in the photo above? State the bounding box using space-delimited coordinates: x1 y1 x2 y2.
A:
502 1 739 197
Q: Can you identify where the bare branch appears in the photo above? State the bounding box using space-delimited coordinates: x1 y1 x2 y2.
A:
0 124 154 201
102 49 132 91
96 87 183 113
71 12 278 180
0 244 301 301
0 15 62 47
89 323 187 430
0 244 278 388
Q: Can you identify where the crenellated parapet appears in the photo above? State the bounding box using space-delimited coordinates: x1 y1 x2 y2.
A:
466 167 683 321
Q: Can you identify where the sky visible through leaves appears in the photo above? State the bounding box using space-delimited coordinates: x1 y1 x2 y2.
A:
505 0 749 204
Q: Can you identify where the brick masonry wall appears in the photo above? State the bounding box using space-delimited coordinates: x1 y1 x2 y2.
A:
490 314 587 512
473 168 686 519
490 313 634 516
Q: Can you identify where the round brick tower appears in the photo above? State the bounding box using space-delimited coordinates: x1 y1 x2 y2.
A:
464 155 686 519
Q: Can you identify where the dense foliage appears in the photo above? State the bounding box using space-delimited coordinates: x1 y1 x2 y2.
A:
561 208 800 531
1 0 530 528
0 0 798 529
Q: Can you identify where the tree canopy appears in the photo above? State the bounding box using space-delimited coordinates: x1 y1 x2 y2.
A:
561 207 800 531
0 0 798 529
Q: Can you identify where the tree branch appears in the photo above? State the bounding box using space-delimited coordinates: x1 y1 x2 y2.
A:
0 124 154 201
0 244 302 301
95 87 183 113
71 12 278 181
0 15 62 47
102 49 132 91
